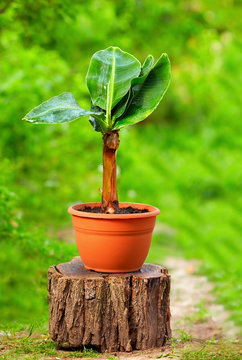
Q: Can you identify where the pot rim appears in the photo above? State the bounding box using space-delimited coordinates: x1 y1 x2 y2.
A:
68 202 160 219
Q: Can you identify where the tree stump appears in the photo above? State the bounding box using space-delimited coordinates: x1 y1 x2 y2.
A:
48 257 171 352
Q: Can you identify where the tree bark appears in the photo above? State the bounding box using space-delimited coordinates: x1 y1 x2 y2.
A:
101 130 119 214
48 257 171 352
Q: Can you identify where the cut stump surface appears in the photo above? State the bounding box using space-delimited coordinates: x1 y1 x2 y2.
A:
48 257 171 352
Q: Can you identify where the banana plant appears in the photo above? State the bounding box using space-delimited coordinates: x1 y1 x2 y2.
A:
23 46 171 214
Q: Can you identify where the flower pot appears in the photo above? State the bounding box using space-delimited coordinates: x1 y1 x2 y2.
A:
68 202 160 273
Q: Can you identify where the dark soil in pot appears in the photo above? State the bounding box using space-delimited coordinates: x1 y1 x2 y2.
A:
80 205 149 214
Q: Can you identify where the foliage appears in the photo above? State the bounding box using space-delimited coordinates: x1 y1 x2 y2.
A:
0 0 241 330
0 160 77 326
0 160 18 240
23 46 170 133
23 92 103 125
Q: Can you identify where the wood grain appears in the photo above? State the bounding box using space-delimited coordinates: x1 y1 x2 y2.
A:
48 257 171 352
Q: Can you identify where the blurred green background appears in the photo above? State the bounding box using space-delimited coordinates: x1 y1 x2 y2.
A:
0 0 241 332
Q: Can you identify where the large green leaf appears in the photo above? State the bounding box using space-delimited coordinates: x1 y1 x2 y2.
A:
106 56 154 123
86 46 141 124
113 54 171 129
111 56 154 122
119 55 155 118
22 92 102 124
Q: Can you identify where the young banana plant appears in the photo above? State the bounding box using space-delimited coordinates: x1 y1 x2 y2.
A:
23 46 171 213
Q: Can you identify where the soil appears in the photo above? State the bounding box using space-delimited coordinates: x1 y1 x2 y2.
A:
80 205 149 214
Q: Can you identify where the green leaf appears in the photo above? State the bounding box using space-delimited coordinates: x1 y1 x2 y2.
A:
111 90 131 121
130 55 155 97
140 55 155 76
86 46 141 122
133 55 154 85
22 92 102 124
119 55 155 118
109 56 154 123
113 53 171 129
89 103 107 132
89 116 102 132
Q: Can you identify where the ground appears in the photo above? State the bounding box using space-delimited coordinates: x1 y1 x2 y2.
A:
0 257 240 359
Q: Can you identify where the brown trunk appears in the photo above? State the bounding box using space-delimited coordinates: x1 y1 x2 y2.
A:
101 130 120 213
48 257 171 352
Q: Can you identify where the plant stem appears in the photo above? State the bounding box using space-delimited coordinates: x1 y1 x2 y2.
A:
101 130 120 213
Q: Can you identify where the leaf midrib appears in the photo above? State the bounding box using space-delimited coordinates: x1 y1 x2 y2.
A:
106 47 116 127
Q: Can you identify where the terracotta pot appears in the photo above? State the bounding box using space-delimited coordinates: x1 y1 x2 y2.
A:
68 202 160 273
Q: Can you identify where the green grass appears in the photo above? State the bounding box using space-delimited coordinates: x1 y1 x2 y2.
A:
1 332 240 360
0 334 100 359
157 333 241 360
179 343 241 360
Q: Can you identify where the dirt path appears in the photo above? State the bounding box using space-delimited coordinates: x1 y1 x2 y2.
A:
165 257 237 340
